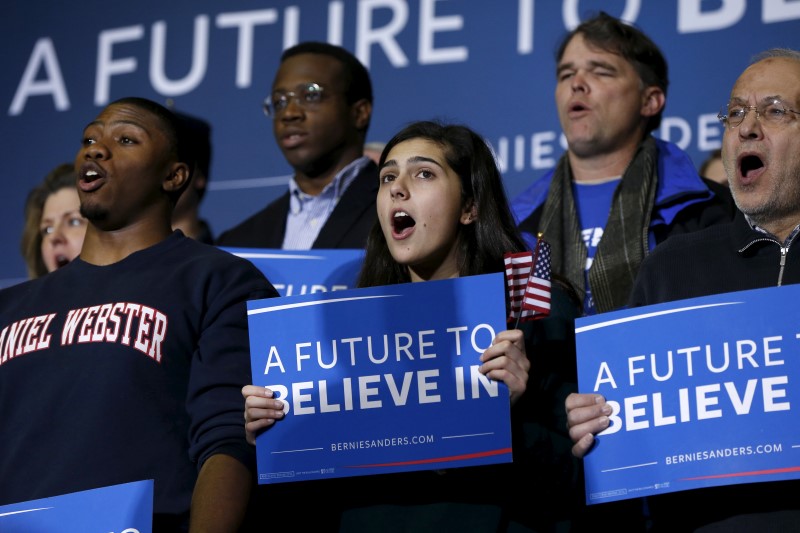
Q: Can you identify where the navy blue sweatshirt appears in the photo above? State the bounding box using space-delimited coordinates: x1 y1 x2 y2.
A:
0 232 277 523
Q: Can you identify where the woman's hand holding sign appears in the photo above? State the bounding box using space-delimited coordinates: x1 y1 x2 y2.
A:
479 328 529 406
242 385 286 445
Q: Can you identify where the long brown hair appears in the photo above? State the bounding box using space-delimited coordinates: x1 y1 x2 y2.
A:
357 120 527 287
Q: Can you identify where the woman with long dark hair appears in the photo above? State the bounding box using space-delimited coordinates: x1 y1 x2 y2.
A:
244 120 583 531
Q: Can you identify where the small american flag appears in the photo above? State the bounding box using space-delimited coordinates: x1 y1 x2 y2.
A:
504 237 552 324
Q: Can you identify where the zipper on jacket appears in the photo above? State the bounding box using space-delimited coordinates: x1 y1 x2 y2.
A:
739 237 794 287
778 246 788 286
779 227 800 285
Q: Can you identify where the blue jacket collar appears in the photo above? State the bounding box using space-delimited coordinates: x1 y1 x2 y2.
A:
510 137 714 229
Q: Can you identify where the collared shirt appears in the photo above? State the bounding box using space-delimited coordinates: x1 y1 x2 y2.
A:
745 214 800 247
282 156 371 250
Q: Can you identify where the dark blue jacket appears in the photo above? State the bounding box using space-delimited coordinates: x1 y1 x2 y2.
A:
511 138 735 253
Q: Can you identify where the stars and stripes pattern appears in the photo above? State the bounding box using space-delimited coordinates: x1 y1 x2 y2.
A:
504 239 552 323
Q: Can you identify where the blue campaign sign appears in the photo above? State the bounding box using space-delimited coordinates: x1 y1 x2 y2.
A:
221 247 365 297
575 284 800 505
246 272 512 484
0 479 153 532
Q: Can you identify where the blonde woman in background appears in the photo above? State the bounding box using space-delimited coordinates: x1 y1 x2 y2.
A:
20 163 87 278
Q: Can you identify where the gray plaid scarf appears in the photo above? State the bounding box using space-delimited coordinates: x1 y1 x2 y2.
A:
539 137 658 313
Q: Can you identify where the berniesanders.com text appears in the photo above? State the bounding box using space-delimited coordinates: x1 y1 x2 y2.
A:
331 434 434 451
666 442 782 465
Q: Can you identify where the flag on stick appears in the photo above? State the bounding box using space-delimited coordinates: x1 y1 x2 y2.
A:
504 236 552 326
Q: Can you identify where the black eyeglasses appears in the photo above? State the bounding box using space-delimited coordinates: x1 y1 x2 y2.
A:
263 83 326 117
718 98 800 129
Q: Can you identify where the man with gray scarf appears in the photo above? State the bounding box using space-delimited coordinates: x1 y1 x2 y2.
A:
511 12 734 316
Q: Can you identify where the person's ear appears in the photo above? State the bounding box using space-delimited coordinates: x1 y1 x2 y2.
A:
163 162 190 193
641 86 665 118
460 201 478 225
351 98 372 131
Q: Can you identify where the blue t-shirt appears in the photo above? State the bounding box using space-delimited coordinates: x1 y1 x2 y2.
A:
572 178 621 315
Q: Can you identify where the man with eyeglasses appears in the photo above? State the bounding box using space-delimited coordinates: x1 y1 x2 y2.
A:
216 42 377 250
511 12 735 318
567 48 800 531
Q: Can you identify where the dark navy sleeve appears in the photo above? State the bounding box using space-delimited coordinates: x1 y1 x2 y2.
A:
186 255 278 471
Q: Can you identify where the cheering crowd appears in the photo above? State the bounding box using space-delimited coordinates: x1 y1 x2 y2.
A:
3 10 800 533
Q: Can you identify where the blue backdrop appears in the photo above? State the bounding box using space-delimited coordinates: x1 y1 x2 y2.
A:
2 0 798 286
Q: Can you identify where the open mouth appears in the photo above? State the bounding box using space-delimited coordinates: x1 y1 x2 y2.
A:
392 211 416 237
78 162 106 192
80 162 105 182
740 155 764 179
55 254 71 269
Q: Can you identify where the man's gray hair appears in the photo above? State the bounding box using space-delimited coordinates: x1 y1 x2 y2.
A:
751 47 800 64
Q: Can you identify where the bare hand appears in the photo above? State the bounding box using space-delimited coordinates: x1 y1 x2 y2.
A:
479 329 530 406
242 385 286 445
565 392 612 458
